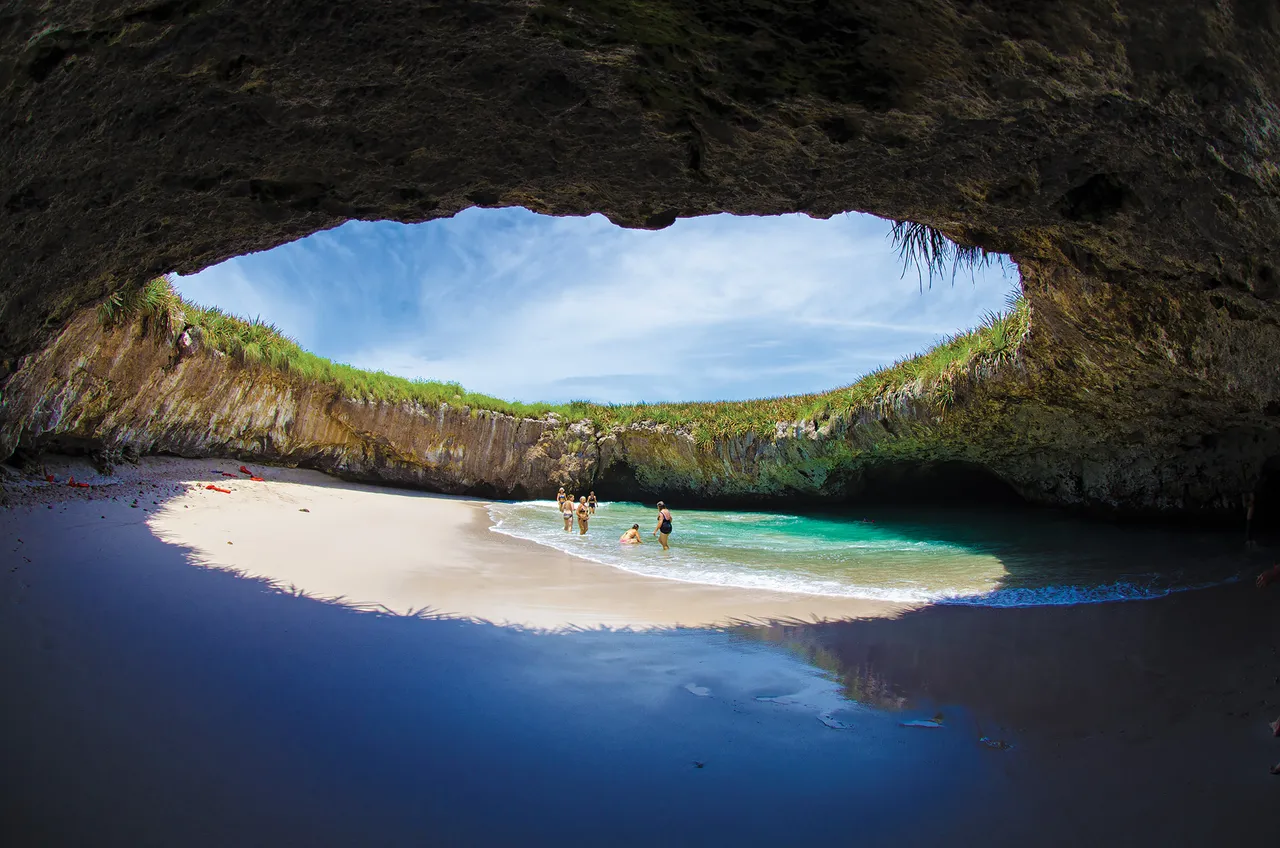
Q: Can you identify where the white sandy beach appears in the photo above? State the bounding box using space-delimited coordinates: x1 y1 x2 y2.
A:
9 456 907 629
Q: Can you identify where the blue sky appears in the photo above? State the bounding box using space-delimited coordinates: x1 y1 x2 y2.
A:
175 209 1017 404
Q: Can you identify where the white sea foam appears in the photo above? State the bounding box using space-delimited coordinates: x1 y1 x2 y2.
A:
487 501 1240 608
935 576 1241 608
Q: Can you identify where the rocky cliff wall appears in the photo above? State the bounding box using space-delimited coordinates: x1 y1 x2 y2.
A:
0 310 598 496
0 308 967 501
6 290 1280 522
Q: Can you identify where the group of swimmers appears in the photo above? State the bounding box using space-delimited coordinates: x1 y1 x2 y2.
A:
555 487 675 551
557 489 598 535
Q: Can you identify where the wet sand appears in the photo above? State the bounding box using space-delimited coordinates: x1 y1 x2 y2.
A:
3 457 1279 845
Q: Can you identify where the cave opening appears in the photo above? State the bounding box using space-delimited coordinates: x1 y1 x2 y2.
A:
589 458 1026 511
3 204 1026 506
843 460 1026 507
5 6 1280 840
171 207 1018 409
590 460 650 504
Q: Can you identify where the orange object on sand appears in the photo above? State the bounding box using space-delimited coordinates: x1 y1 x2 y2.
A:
221 472 238 478
250 476 265 482
239 465 253 475
205 485 232 494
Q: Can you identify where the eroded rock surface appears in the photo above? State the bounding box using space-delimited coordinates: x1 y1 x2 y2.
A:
0 311 598 497
2 1 1280 516
5 302 1279 520
2 2 1279 351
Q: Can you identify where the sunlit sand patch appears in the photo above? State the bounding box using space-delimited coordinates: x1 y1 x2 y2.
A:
137 460 910 631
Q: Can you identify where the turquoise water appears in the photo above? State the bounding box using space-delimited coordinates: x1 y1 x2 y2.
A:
488 501 1254 606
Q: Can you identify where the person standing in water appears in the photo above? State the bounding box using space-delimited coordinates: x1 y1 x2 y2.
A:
653 501 673 550
561 495 575 532
556 487 567 509
576 496 591 535
619 524 643 545
587 491 598 515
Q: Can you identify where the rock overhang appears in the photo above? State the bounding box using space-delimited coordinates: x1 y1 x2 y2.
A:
2 1 1277 351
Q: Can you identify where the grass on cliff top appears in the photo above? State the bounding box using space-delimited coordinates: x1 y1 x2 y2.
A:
98 276 1028 442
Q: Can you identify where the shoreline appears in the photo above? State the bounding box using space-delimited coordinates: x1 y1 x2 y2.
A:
0 454 1256 623
487 500 1253 609
5 455 913 629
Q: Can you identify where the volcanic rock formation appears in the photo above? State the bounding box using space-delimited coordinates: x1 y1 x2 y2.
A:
2 1 1280 517
2 285 1276 520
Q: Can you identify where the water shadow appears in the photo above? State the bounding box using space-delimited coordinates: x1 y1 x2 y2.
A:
0 483 994 846
734 582 1280 740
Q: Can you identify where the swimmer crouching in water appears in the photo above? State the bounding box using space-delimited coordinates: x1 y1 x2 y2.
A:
619 524 643 545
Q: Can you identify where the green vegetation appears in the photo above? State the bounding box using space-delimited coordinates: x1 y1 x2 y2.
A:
98 278 572 418
99 276 1028 444
890 221 1007 291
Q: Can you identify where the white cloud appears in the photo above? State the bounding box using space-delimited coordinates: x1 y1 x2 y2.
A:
175 262 320 344
176 209 1017 404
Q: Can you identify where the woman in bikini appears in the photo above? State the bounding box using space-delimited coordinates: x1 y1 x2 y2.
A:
587 491 598 514
561 495 575 532
619 524 643 545
556 487 567 509
653 501 673 550
576 496 591 535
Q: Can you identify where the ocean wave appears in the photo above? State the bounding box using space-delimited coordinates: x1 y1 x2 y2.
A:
486 502 1239 608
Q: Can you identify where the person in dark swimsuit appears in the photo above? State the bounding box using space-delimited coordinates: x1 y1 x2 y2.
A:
587 491 598 515
653 501 673 550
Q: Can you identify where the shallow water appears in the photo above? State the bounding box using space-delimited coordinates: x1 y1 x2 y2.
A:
488 501 1256 606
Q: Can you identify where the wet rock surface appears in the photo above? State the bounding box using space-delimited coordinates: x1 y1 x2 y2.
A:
2 1 1279 516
